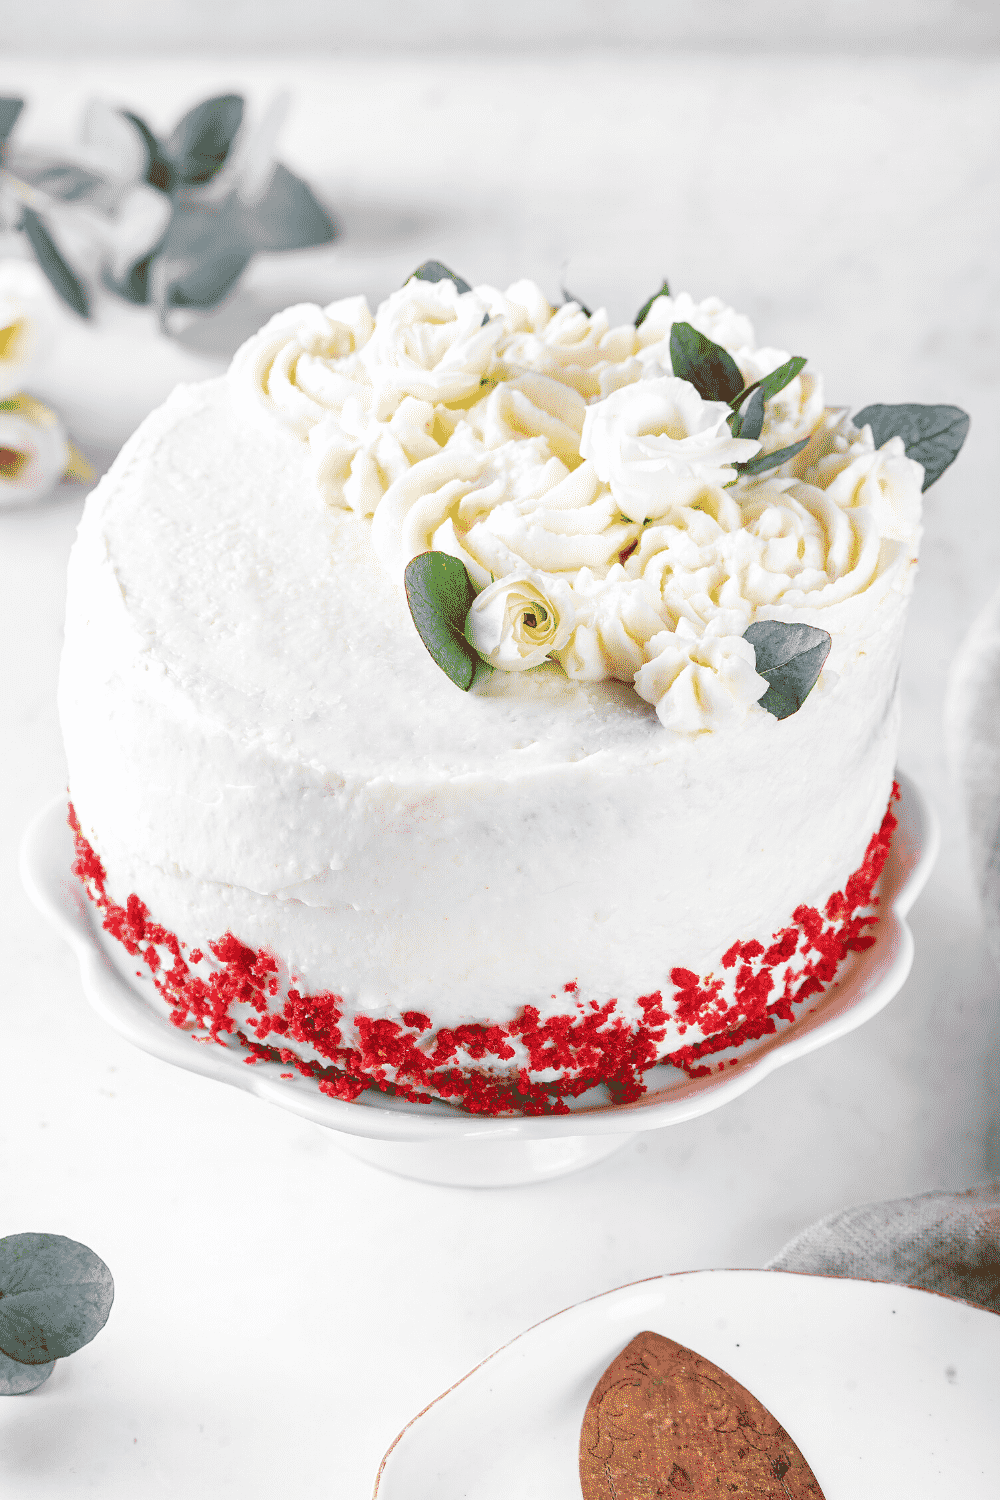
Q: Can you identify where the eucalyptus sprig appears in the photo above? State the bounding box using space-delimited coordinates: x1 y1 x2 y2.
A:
0 1233 114 1396
403 551 481 691
853 403 969 491
0 92 335 328
743 621 832 720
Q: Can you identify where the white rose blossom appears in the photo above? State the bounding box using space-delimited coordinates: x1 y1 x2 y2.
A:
633 616 769 733
465 569 576 671
0 259 61 401
0 395 72 506
580 374 761 521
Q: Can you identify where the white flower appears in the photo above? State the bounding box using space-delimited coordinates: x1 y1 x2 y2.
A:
633 616 768 733
362 277 506 416
465 569 576 671
0 259 61 400
580 375 761 522
0 395 71 506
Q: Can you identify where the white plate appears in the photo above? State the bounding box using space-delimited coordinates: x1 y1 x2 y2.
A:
21 775 936 1178
374 1269 999 1499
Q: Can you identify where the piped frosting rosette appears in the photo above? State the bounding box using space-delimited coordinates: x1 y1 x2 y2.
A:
228 273 925 732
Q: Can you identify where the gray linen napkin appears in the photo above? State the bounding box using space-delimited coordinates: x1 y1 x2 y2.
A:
767 1184 1000 1312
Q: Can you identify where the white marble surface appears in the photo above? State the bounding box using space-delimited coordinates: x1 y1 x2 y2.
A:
1 51 999 1498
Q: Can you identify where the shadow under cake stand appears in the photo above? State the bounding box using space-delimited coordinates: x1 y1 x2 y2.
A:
21 772 937 1188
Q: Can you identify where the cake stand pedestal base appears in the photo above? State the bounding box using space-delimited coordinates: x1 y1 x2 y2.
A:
330 1131 635 1187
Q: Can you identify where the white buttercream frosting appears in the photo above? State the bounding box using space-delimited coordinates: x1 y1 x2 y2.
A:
226 275 922 738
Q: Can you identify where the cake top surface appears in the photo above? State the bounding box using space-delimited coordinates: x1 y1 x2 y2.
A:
83 378 678 781
77 271 928 782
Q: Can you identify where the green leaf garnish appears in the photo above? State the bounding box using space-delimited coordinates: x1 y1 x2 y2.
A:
0 1234 113 1366
758 355 807 403
669 321 744 403
20 209 90 317
0 1348 54 1396
744 621 831 720
561 286 592 318
249 163 336 252
731 355 808 411
730 386 765 441
121 109 175 193
736 436 810 478
166 94 244 186
634 278 670 327
150 197 253 321
410 260 472 295
852 403 969 491
0 97 24 146
403 551 480 691
103 250 158 306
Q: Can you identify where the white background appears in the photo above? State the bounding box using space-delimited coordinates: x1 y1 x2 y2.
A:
1 42 999 1499
3 0 1000 52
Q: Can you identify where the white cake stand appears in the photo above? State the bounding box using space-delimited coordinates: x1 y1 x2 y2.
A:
21 772 937 1188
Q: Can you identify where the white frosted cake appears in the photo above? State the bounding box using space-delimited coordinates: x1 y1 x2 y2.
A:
60 269 934 1114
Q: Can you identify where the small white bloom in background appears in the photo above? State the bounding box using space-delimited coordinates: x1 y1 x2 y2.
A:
465 569 576 671
362 277 505 417
0 394 88 506
0 260 61 400
580 375 761 522
633 616 768 733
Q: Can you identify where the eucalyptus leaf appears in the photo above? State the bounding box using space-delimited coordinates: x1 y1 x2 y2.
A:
732 386 765 442
758 355 807 403
104 250 156 305
410 260 472 295
561 286 592 318
20 210 90 317
736 435 809 478
167 94 244 186
634 278 670 328
80 100 150 185
32 161 108 204
0 1349 54 1396
404 551 479 691
0 97 24 145
744 620 831 720
247 163 335 252
122 111 174 193
852 402 970 491
150 196 253 318
0 1234 113 1365
669 321 744 403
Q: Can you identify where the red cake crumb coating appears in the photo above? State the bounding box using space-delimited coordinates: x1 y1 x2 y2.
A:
69 790 899 1116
